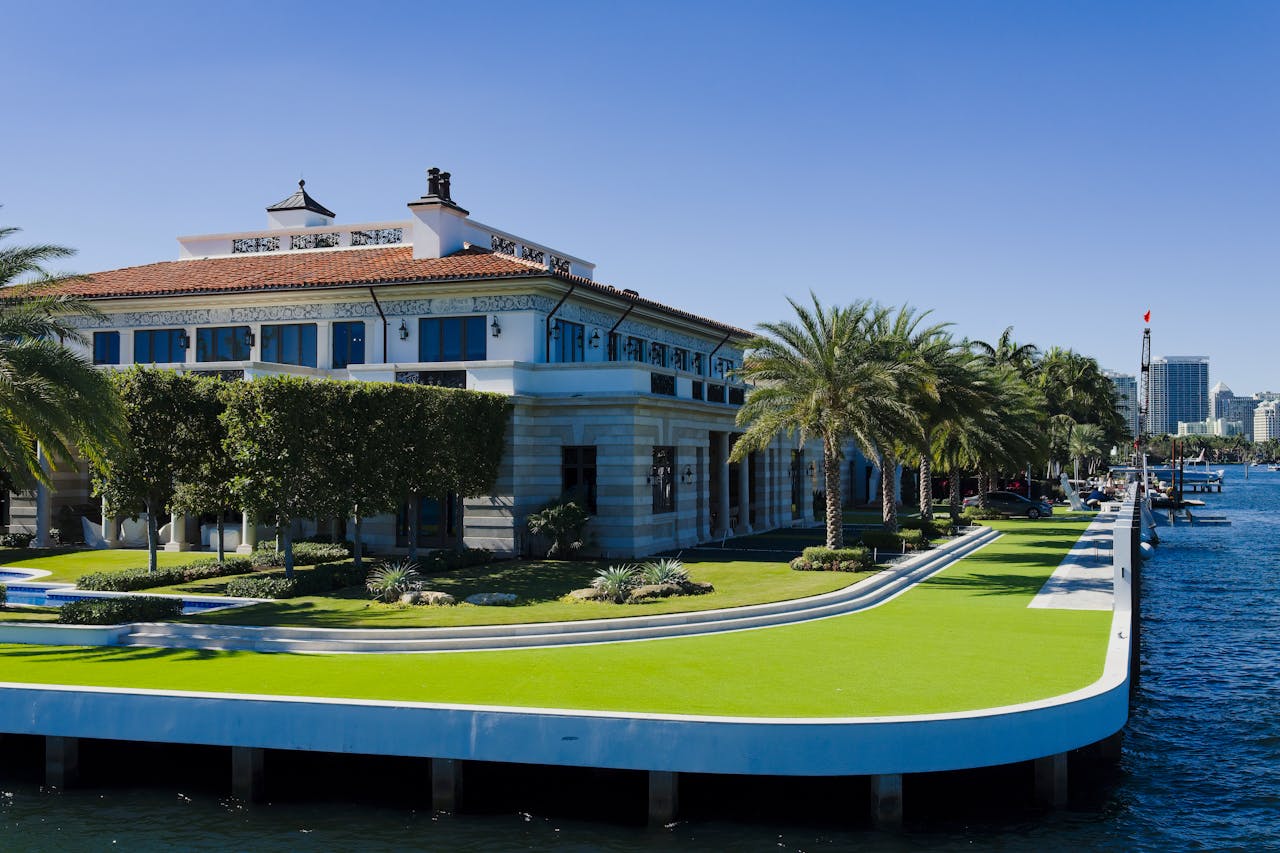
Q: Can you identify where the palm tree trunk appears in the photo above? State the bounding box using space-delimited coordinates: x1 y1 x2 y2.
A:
823 435 843 549
407 493 421 563
977 470 991 508
216 515 225 564
919 457 933 520
880 454 899 531
949 470 962 521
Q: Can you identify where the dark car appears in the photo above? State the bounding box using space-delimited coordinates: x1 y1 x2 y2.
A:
962 491 1054 519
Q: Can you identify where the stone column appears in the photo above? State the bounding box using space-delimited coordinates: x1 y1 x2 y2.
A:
1034 752 1068 809
34 448 52 547
648 770 679 826
164 511 190 551
431 758 464 812
236 511 258 555
696 445 710 542
232 747 265 802
714 432 731 539
869 773 902 830
46 736 80 789
735 445 752 535
100 496 116 548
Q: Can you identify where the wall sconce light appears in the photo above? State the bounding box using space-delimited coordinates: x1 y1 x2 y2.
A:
243 330 256 349
491 316 502 338
398 320 410 340
589 330 600 349
807 462 816 476
550 319 561 339
680 465 694 485
177 330 190 350
645 465 657 485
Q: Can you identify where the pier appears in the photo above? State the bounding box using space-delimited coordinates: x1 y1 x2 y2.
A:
0 500 1141 828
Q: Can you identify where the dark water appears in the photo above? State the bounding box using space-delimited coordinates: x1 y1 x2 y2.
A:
2 468 1278 851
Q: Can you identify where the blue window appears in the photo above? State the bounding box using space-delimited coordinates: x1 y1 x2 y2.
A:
133 329 186 364
553 320 585 363
196 326 252 362
332 321 366 368
92 331 120 365
419 316 486 362
261 323 317 367
626 336 646 362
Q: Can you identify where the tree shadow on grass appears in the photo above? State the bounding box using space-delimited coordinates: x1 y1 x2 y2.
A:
921 571 1051 597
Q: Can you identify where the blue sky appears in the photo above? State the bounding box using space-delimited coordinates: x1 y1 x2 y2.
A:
4 1 1277 393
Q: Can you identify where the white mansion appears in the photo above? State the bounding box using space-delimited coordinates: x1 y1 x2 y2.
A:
13 170 847 557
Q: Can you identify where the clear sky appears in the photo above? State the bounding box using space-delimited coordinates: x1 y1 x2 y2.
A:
4 1 1277 393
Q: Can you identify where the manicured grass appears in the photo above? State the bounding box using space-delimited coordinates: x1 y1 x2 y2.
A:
180 558 866 628
0 549 213 584
0 516 1111 716
0 607 59 623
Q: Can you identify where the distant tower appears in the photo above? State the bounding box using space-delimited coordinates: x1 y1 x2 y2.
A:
1105 371 1140 439
1147 356 1209 436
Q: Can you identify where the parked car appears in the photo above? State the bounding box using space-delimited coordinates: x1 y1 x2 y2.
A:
962 491 1054 519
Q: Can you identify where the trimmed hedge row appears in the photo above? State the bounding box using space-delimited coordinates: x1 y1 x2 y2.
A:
225 561 368 600
963 506 1003 521
78 557 254 592
790 545 872 572
859 528 929 552
418 547 494 573
58 596 183 625
251 541 351 567
899 517 948 539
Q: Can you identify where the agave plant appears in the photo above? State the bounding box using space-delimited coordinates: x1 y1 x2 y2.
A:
639 558 688 586
591 564 638 604
366 560 422 603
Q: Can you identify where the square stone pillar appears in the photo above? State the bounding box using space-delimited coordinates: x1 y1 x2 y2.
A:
713 432 731 539
869 773 902 830
232 746 265 802
648 770 679 826
46 736 80 789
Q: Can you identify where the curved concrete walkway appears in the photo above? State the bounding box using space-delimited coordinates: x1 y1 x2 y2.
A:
99 525 1002 654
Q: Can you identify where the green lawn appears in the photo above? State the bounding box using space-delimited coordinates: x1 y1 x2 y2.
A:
0 516 1111 717
173 558 866 628
0 549 213 584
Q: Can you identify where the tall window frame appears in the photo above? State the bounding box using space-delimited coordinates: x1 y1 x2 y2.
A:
562 446 598 514
651 446 676 514
93 331 120 365
553 320 586 363
332 321 366 368
133 328 186 364
261 323 318 367
195 326 252 362
419 316 486 362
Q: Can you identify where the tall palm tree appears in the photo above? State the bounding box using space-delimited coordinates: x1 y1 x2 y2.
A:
732 294 910 549
0 225 123 488
1068 422 1106 481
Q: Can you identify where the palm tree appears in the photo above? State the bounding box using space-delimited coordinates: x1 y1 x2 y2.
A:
1068 422 1106 482
732 294 910 549
0 225 123 489
971 326 1039 377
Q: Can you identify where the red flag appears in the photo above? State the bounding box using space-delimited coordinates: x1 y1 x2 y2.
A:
1143 310 1151 323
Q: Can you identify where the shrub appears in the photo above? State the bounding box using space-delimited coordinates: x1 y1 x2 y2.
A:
0 532 34 548
58 596 182 625
900 517 947 539
367 560 423 603
962 506 1003 521
638 558 688 586
0 584 6 609
251 541 350 568
592 564 638 603
791 545 871 572
859 529 928 553
527 500 589 557
77 557 255 592
225 561 367 599
418 547 493 573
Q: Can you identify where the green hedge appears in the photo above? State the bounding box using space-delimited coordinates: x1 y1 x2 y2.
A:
77 557 254 592
0 584 6 608
417 547 494 573
0 532 34 548
58 596 182 624
790 545 872 572
899 517 948 539
225 561 368 599
251 541 351 567
962 506 1003 521
859 529 929 553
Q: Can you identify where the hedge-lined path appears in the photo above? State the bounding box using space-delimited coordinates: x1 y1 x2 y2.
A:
5 526 1001 654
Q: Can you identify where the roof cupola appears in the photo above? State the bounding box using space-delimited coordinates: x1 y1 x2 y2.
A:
266 180 336 229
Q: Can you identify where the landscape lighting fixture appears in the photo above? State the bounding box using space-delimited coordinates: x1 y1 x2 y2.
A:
398 320 409 340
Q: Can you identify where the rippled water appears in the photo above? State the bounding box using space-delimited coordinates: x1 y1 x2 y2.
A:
2 470 1278 851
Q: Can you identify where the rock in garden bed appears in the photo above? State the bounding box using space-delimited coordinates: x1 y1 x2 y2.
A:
418 590 456 606
465 592 518 606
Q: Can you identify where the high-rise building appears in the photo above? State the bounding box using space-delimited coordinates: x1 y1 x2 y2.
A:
1209 381 1257 441
1148 356 1209 436
1254 400 1280 442
1104 370 1139 438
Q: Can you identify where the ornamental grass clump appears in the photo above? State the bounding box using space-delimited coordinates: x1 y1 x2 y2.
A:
366 560 423 604
592 564 639 603
638 558 688 586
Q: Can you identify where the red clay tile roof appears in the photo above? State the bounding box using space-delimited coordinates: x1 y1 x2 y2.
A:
54 246 751 338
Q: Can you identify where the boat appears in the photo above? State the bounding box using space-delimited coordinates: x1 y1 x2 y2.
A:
1268 464 1280 472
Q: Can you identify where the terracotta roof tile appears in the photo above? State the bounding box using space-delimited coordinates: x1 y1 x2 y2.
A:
54 246 751 338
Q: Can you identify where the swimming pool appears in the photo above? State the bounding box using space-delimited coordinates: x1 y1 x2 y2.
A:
0 571 256 616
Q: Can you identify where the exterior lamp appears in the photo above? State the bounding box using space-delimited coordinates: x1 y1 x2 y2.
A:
177 330 190 350
589 330 600 348
645 465 658 485
243 329 256 349
807 462 816 476
490 316 501 338
398 320 410 340
680 465 694 485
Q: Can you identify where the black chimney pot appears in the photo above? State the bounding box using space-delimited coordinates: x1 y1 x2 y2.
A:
427 167 441 197
440 172 452 201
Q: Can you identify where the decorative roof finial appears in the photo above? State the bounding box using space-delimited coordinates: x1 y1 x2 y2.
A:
299 179 306 190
